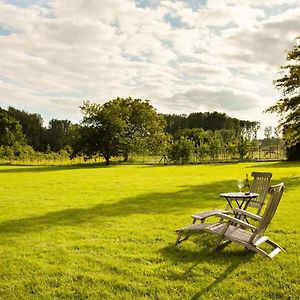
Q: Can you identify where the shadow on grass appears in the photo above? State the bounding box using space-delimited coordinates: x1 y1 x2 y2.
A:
0 174 295 235
263 175 300 192
0 180 234 235
0 164 117 173
279 176 300 189
160 239 254 300
246 161 300 169
190 256 251 300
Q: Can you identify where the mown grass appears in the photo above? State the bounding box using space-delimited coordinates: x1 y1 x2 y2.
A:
0 162 299 299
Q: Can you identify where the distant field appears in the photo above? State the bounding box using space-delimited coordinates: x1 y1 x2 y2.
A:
0 162 299 299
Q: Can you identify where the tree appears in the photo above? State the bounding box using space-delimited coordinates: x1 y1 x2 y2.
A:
7 106 45 151
237 137 249 160
167 136 194 164
174 128 206 147
119 98 166 159
0 111 26 146
207 130 222 160
264 126 272 140
46 119 73 152
264 126 273 151
218 129 236 145
241 120 260 140
266 36 300 159
76 98 166 165
162 114 187 134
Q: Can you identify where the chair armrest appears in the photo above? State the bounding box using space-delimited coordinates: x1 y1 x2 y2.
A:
215 213 257 230
192 209 229 220
232 208 262 221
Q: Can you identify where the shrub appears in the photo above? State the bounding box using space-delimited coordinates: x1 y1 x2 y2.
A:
167 137 194 164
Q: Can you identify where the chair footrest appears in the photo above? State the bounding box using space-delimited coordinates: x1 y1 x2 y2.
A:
269 247 282 258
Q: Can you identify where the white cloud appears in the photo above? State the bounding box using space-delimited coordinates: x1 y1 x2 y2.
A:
197 1 265 28
0 0 299 131
0 2 47 31
226 0 300 7
217 8 300 68
165 85 260 113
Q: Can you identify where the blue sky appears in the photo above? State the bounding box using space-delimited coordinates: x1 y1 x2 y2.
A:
0 0 299 137
5 0 50 8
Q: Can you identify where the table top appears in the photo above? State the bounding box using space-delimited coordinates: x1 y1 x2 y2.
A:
220 192 259 198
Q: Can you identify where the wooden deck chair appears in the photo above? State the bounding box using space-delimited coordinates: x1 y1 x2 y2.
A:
192 171 272 223
175 183 284 259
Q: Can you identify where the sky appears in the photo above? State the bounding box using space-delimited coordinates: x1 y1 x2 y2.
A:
0 0 300 137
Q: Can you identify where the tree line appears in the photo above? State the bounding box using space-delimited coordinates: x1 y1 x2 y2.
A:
0 98 283 165
0 99 167 165
163 112 259 137
0 106 76 151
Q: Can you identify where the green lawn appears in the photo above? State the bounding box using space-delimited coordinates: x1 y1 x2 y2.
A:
0 162 299 299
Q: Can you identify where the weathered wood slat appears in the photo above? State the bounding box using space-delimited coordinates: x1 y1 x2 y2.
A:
192 209 228 220
253 236 269 246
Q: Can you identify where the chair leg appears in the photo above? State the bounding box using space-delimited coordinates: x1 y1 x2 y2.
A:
175 230 190 245
175 234 190 246
175 218 199 244
248 244 271 258
213 223 230 251
215 240 232 252
175 231 183 245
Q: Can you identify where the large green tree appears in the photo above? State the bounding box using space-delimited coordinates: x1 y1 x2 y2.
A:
76 98 166 165
266 36 300 159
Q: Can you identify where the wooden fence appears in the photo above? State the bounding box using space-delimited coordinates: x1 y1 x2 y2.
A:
0 144 286 166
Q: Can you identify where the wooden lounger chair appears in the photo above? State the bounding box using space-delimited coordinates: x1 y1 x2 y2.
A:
175 183 284 259
192 172 272 223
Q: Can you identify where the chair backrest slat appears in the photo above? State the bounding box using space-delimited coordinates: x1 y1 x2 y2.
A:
249 171 272 214
249 182 284 243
